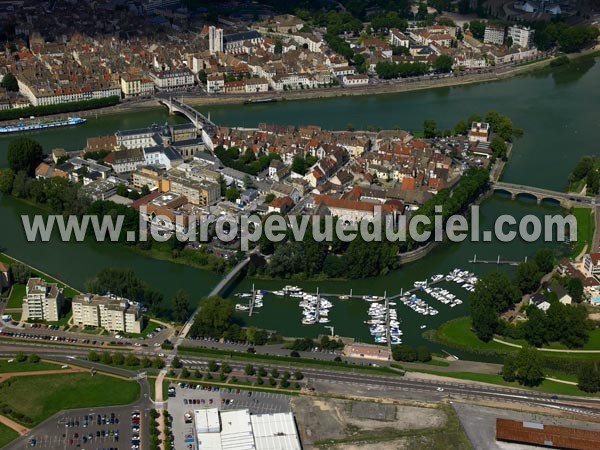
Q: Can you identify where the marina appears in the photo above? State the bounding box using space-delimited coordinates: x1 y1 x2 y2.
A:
233 268 478 346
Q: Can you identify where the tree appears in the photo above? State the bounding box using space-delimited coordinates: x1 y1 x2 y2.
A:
0 169 15 194
291 157 309 175
392 345 417 362
28 353 40 363
125 354 140 367
434 55 453 73
416 346 432 362
274 40 283 54
116 184 128 197
207 360 219 372
225 186 240 202
454 120 468 135
88 351 100 362
189 296 235 339
15 352 26 362
271 368 279 378
7 138 44 176
523 305 548 347
490 137 507 159
533 248 555 274
423 119 436 138
515 346 545 386
501 354 518 382
516 261 542 294
172 290 190 323
469 20 486 39
171 356 182 368
11 263 31 284
567 277 584 303
470 272 520 341
101 352 113 365
181 367 190 378
1 72 18 91
577 361 600 393
294 371 304 380
258 367 267 377
112 353 125 366
244 364 255 376
152 357 165 369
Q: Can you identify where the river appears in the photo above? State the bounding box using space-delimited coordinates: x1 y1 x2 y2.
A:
0 57 597 348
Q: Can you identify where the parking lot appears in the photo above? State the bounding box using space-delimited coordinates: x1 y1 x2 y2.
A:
13 405 141 450
167 383 291 450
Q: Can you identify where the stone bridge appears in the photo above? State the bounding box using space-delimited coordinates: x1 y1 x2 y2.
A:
491 181 595 208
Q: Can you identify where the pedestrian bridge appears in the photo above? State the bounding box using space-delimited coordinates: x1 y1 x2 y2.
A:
178 256 251 340
491 181 595 208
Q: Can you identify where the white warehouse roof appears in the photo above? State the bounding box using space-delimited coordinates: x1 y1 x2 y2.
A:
251 412 302 450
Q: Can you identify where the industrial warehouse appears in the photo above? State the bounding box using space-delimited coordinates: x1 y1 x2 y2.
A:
194 408 301 450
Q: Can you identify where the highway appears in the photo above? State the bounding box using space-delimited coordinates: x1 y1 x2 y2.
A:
2 341 599 420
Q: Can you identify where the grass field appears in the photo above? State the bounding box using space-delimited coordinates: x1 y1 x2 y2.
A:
6 284 25 309
0 373 140 425
570 208 594 258
0 253 80 299
412 369 595 397
435 317 600 356
0 359 61 373
0 422 19 448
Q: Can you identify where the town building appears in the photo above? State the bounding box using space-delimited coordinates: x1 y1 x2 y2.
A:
208 26 224 55
79 179 119 201
389 28 410 48
149 69 195 90
344 344 391 361
0 263 10 291
72 293 143 334
22 278 64 322
484 24 506 45
342 74 369 86
120 74 155 97
468 122 490 143
167 169 220 206
508 26 534 49
583 253 600 279
207 75 225 94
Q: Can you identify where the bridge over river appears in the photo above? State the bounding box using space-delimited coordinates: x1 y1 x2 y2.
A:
491 181 595 208
157 96 217 150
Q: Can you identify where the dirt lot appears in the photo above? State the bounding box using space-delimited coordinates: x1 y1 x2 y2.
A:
292 397 447 449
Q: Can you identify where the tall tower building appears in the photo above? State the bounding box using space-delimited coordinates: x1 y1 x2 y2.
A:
209 26 223 55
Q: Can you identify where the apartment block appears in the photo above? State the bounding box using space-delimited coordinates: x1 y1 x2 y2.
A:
22 278 64 322
484 24 506 45
168 169 220 206
72 294 143 334
508 26 534 49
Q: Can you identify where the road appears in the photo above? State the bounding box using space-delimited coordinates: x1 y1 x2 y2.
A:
1 342 599 421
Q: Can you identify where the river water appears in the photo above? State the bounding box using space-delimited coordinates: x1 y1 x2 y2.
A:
0 58 597 347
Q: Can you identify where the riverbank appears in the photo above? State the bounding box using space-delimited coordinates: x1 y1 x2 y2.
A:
3 47 596 127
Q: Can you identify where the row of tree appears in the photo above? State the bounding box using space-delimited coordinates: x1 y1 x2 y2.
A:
0 95 119 121
568 155 599 194
87 350 165 369
391 344 432 363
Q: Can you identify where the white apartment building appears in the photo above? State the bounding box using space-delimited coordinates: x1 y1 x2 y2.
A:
484 24 505 45
149 70 195 90
207 75 225 94
72 294 143 334
342 74 369 86
209 26 224 55
22 278 64 322
389 28 410 48
17 78 121 107
508 26 534 49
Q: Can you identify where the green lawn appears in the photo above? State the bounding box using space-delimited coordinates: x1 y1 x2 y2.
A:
435 317 600 356
124 320 162 339
0 373 140 426
0 253 80 299
433 317 511 351
6 284 25 309
412 369 595 397
0 422 19 448
0 359 61 373
570 208 594 258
